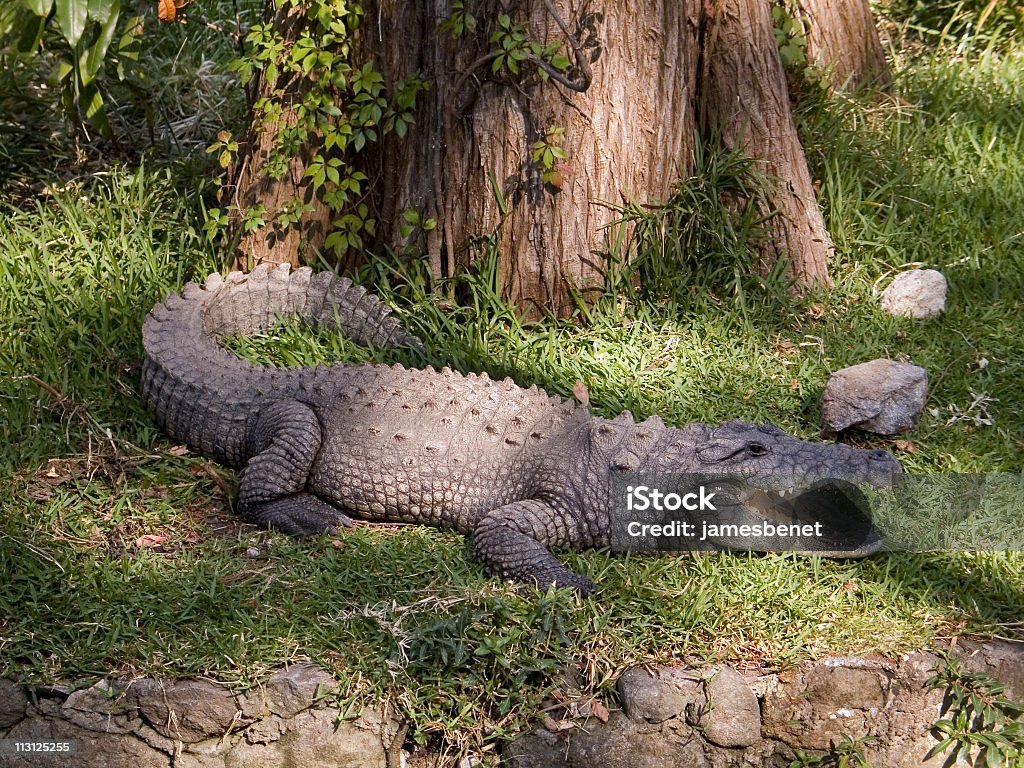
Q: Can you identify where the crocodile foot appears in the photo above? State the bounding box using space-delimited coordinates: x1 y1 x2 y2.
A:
242 492 355 536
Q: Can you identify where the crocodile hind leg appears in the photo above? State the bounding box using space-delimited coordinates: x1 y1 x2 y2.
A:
472 500 596 595
238 400 354 535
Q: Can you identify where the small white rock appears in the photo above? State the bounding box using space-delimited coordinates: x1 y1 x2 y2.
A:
880 269 947 319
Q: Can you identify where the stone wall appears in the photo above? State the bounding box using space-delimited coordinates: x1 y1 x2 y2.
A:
0 641 1020 767
0 665 402 768
506 640 1024 767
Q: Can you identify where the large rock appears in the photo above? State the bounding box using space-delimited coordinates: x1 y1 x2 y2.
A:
61 681 137 734
820 359 928 434
697 666 760 748
0 678 28 729
617 667 690 724
134 680 241 743
503 711 709 768
960 639 1024 701
174 709 392 768
880 269 947 319
762 657 891 752
3 717 171 768
262 663 338 719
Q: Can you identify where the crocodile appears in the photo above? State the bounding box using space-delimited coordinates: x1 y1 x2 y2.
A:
141 263 901 594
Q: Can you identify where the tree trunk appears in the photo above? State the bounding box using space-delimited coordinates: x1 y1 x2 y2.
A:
225 1 332 271
227 0 860 308
357 0 703 316
796 0 889 91
699 0 832 285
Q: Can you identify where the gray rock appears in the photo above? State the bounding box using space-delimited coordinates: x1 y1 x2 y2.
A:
960 639 1024 701
0 678 28 729
698 666 760 748
61 680 136 734
225 707 388 768
263 663 337 718
567 712 708 767
617 667 688 724
880 269 947 319
134 680 240 743
4 717 171 768
762 657 891 752
820 359 928 434
501 726 565 767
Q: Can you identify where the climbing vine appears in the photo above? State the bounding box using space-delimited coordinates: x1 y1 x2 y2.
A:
207 0 429 256
210 0 593 262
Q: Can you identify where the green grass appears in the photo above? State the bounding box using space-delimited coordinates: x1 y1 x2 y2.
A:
2 14 1024 753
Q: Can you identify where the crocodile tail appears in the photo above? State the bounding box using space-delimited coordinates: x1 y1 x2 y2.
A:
200 263 425 351
140 263 423 466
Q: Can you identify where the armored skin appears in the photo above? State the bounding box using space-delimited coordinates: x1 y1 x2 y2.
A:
141 264 901 593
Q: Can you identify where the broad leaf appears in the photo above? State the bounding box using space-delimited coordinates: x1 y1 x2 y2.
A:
55 0 88 45
22 0 53 17
86 0 114 25
16 11 47 52
80 81 112 138
80 0 120 84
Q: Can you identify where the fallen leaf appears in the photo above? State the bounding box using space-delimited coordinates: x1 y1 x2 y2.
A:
157 0 176 22
571 381 589 407
541 715 561 733
591 699 610 723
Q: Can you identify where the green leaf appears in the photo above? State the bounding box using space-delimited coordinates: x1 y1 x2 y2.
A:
16 11 47 52
87 0 114 25
81 81 111 137
549 53 571 71
55 0 88 45
22 0 53 17
81 0 120 85
54 60 74 82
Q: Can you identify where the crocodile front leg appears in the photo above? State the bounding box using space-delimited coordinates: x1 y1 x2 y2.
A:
238 400 354 535
472 500 596 595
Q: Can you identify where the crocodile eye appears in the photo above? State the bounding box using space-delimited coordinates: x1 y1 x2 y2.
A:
747 442 769 456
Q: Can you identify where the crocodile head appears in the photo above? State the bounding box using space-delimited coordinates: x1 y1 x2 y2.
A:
622 419 901 556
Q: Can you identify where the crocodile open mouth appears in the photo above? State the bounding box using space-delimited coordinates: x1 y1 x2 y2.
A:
701 479 883 556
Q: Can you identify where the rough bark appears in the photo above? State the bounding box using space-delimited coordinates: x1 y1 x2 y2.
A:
796 0 889 91
225 1 332 271
228 0 842 308
358 0 703 316
699 0 832 285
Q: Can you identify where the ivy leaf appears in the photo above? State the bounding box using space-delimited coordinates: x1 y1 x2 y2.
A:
550 53 571 71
